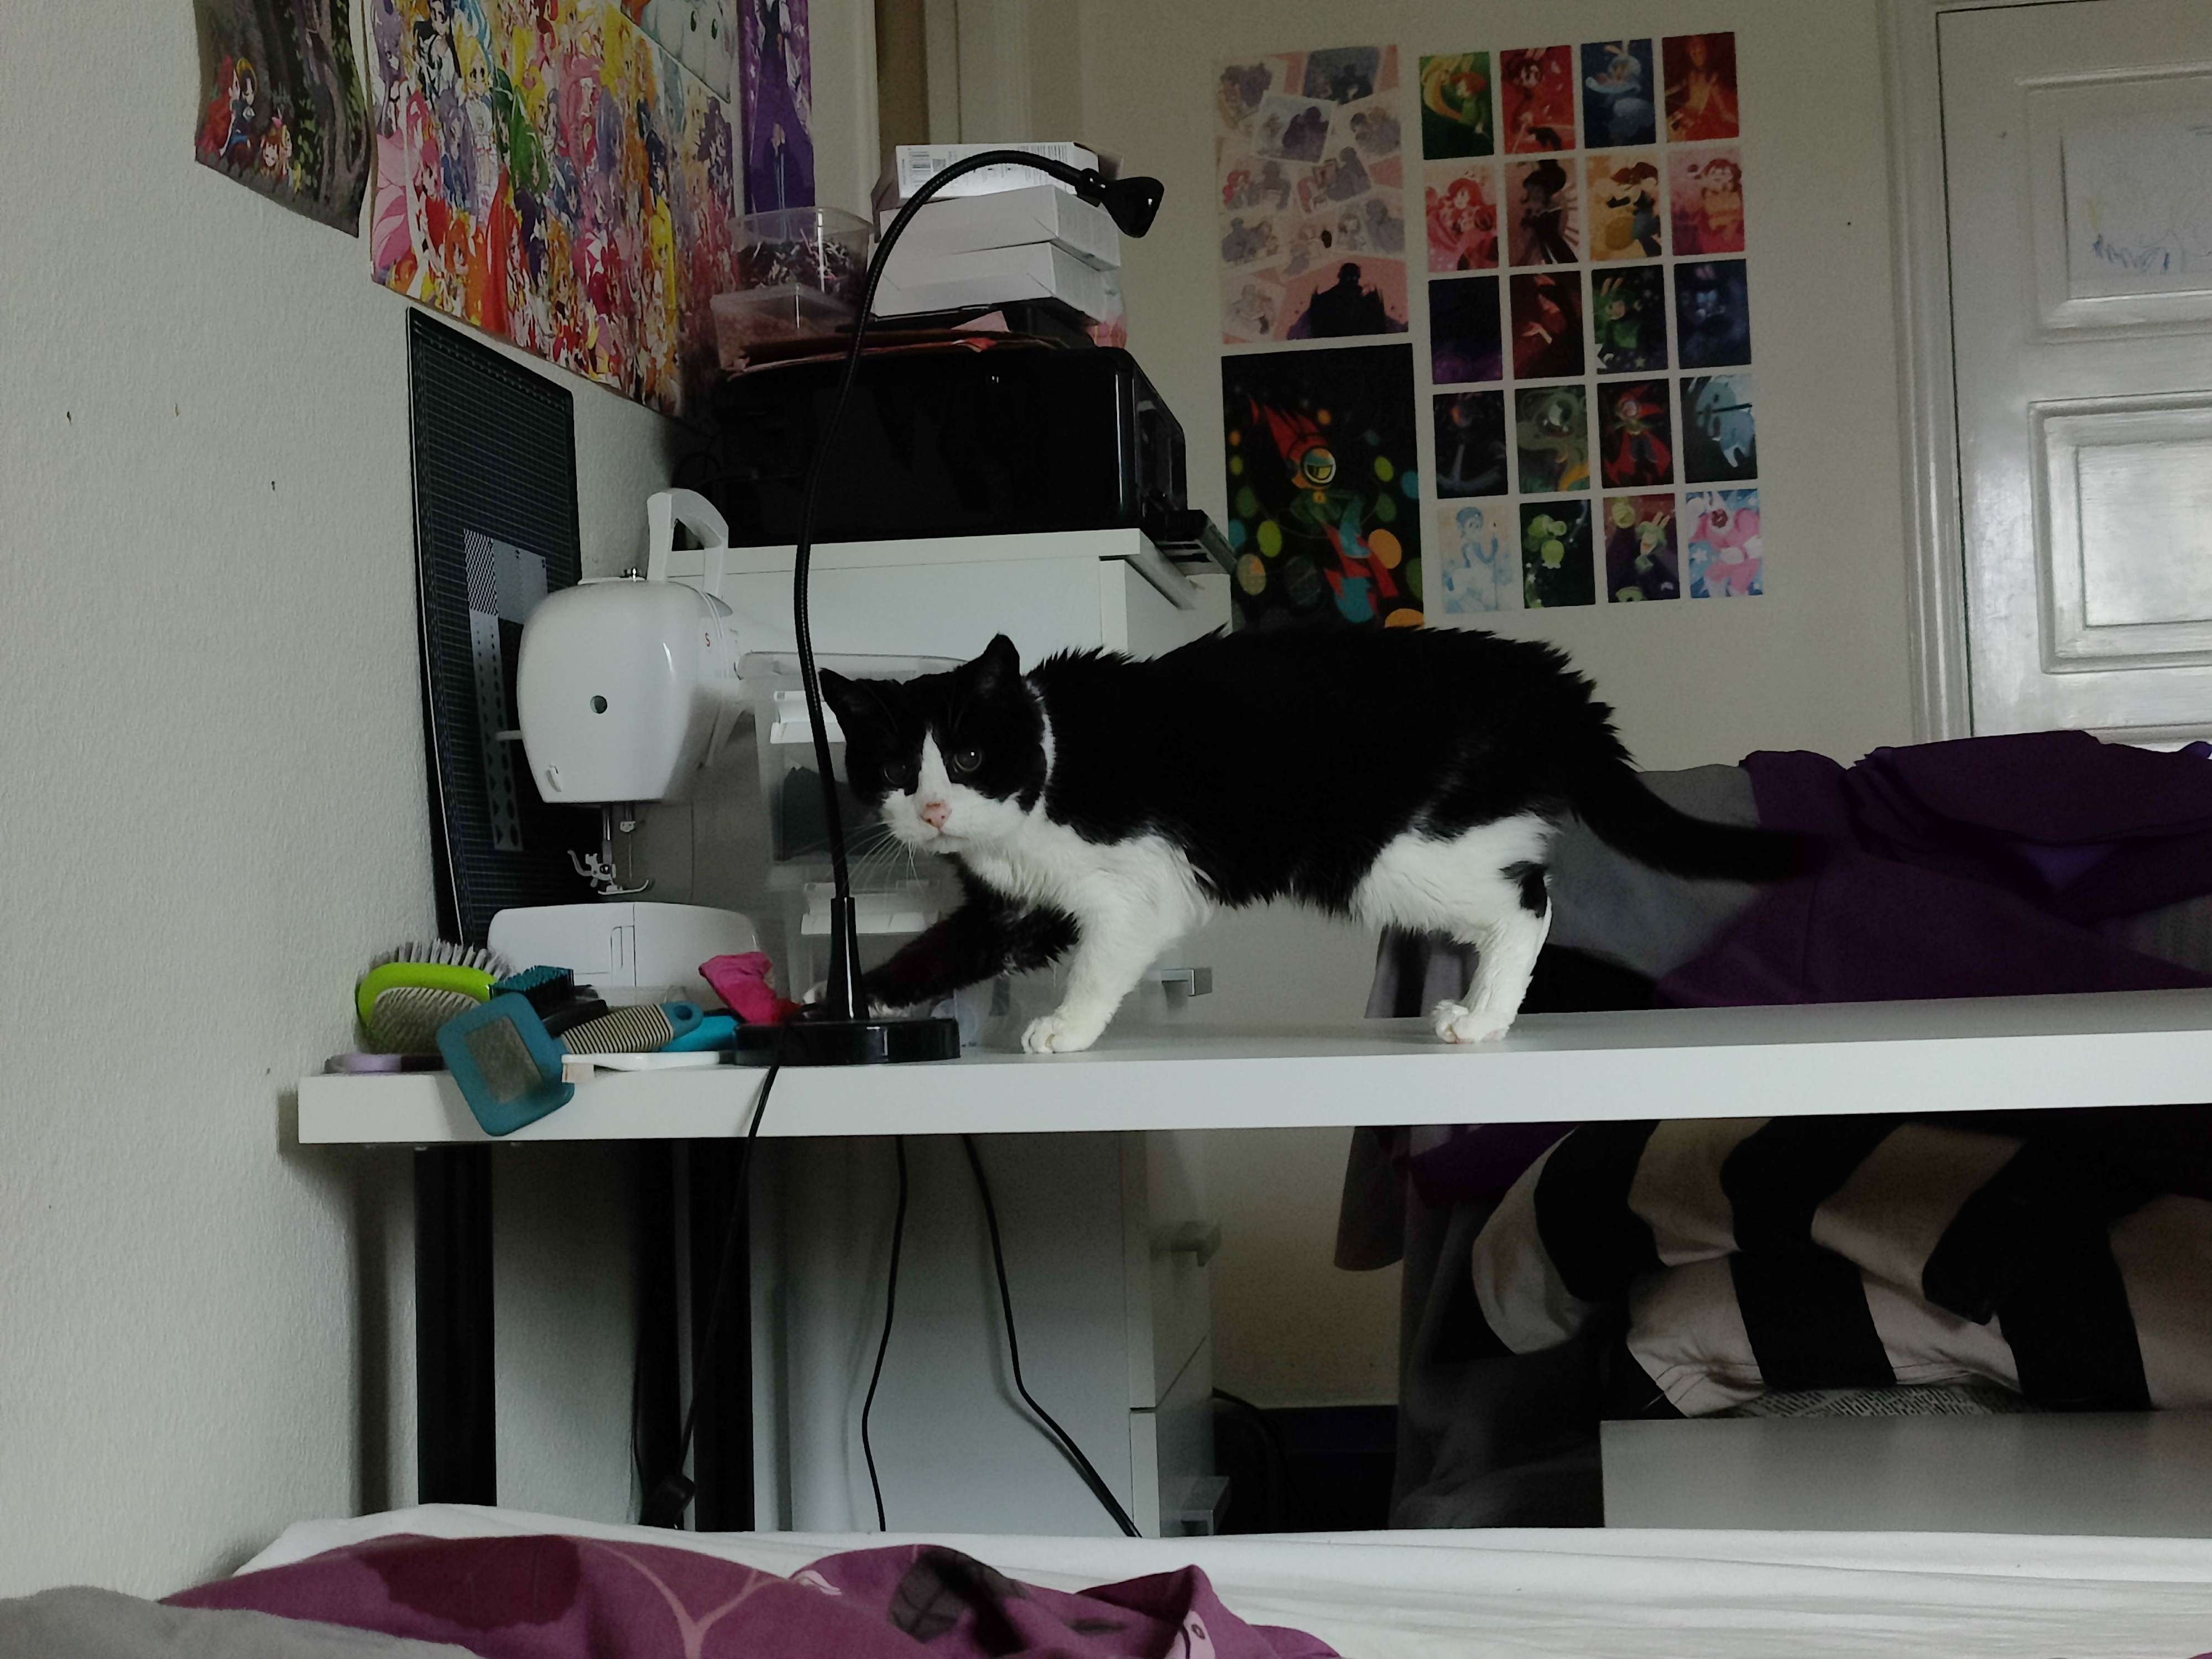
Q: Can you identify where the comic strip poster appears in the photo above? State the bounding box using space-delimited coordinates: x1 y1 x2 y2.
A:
194 0 371 230
1216 46 1410 345
1222 345 1422 628
368 0 738 416
739 0 813 210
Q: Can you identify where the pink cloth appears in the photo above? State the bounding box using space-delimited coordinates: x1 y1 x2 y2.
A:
170 1534 1337 1659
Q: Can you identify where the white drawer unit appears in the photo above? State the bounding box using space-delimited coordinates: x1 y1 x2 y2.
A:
750 1128 1216 1538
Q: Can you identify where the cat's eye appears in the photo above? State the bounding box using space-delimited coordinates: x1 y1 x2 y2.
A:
883 761 916 791
950 747 983 776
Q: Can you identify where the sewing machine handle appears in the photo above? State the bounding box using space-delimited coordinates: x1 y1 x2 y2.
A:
645 489 730 596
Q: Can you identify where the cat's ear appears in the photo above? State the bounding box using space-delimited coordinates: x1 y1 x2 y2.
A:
967 634 1022 693
819 670 886 739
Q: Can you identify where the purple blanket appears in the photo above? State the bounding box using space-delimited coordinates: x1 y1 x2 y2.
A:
1660 733 2212 1006
169 1534 1336 1659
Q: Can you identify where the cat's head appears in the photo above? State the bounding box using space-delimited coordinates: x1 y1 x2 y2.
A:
819 635 1046 852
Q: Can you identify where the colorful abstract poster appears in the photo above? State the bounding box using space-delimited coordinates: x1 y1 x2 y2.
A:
194 0 370 230
739 0 813 210
1222 345 1422 628
1215 46 1409 344
368 0 739 416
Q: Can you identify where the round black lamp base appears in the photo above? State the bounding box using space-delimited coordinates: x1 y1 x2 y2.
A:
731 1014 963 1067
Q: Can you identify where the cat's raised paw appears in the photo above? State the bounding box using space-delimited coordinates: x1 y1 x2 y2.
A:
1021 1010 1105 1054
1431 1000 1516 1045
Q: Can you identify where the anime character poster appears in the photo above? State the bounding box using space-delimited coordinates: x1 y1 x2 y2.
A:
1499 46 1574 153
1425 163 1499 272
1670 145 1746 254
1603 493 1679 602
1221 345 1423 628
1586 154 1662 260
1418 53 1493 159
1682 373 1757 482
622 1 738 100
1592 266 1667 373
1217 47 1410 344
1521 500 1594 608
1510 270 1583 378
1505 158 1578 265
1665 33 1739 142
1676 259 1752 367
1580 40 1655 148
1597 380 1673 488
1433 501 1515 614
1430 275 1503 384
740 0 813 210
194 0 370 230
1515 384 1589 494
1686 487 1763 597
1434 391 1507 498
369 0 739 416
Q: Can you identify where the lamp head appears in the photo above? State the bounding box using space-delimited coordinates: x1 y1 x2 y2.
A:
1081 170 1165 237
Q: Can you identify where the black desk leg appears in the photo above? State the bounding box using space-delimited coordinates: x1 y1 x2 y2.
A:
415 1145 496 1504
686 1139 754 1531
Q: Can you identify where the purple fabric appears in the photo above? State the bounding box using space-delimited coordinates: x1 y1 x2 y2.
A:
1661 856 2210 1007
1744 734 2212 922
1408 1123 1575 1207
169 1535 1337 1659
1661 733 2212 1007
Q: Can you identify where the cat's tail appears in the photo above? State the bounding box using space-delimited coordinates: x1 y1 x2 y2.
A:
1567 760 1817 883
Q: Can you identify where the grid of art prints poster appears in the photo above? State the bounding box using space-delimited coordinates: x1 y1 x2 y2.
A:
1222 345 1422 628
369 0 739 417
1217 47 1410 345
195 0 371 230
1409 30 1764 614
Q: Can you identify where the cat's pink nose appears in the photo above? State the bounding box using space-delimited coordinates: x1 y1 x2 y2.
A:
919 799 950 830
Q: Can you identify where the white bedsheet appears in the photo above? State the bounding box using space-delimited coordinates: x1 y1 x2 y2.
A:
244 1504 2212 1658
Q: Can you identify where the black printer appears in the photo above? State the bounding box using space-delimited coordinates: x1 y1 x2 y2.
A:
698 342 1198 550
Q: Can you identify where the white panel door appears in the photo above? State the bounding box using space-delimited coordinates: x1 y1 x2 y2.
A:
1944 0 2212 743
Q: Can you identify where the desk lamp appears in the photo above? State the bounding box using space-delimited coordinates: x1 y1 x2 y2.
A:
764 150 1165 1067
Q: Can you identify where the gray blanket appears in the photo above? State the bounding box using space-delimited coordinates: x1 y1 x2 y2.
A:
0 1587 469 1659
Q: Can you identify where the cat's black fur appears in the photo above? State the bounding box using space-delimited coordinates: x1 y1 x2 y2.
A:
822 627 1806 1021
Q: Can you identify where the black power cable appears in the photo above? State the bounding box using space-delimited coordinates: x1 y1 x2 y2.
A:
640 1063 780 1529
860 1135 910 1530
961 1135 1141 1538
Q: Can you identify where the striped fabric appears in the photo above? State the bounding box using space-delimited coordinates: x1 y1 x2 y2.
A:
1469 1118 2212 1417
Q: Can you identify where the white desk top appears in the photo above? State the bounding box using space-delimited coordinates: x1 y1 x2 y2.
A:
297 989 2212 1145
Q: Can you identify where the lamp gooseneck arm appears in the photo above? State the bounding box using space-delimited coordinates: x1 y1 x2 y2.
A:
791 150 1145 1022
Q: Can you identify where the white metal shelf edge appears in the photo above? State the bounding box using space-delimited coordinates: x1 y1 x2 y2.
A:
296 991 2212 1145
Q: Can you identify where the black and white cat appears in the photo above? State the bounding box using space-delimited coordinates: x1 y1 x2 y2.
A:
820 628 1804 1054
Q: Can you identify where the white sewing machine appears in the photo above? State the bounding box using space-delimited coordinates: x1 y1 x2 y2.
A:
503 488 1230 1012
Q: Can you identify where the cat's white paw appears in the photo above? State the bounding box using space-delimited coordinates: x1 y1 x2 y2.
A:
1022 1009 1105 1053
1431 999 1516 1045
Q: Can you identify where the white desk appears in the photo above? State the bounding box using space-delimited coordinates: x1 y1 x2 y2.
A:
314 988 2212 1532
301 989 2212 1145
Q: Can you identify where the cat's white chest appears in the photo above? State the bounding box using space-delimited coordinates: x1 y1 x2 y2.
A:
961 818 1212 936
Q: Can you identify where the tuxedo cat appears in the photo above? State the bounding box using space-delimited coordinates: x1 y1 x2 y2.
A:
820 629 1805 1054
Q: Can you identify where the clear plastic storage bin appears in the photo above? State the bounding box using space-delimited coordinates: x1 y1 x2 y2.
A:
712 206 874 362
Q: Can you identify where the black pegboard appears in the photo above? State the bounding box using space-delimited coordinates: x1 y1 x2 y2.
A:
407 310 597 944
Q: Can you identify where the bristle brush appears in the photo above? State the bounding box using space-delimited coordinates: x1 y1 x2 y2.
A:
356 940 514 1055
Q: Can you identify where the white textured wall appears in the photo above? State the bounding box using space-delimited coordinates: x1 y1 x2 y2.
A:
0 0 676 1593
1065 0 1912 1405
